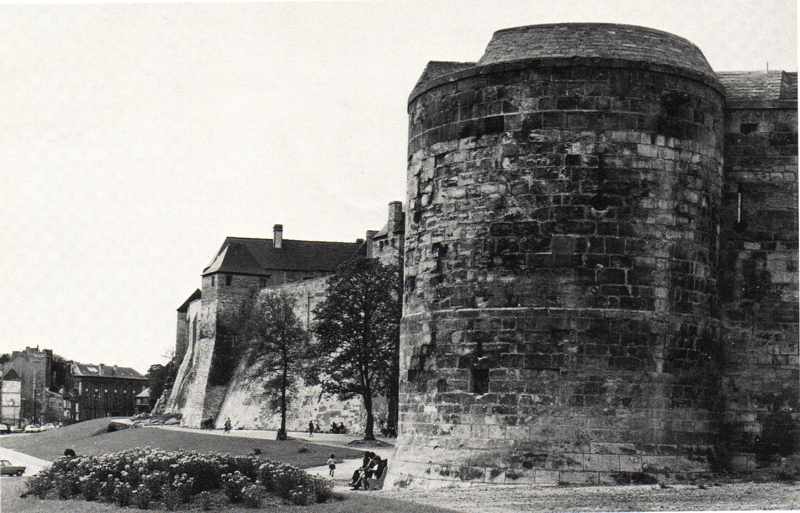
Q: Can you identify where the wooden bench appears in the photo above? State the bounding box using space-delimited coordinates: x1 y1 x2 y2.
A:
364 464 388 490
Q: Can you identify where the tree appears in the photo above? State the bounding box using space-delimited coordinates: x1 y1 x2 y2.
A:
244 289 310 440
310 258 401 440
146 357 178 411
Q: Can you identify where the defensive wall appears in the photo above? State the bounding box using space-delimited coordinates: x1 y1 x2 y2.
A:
390 23 798 487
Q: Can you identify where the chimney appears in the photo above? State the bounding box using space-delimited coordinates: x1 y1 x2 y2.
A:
388 201 404 234
273 224 283 249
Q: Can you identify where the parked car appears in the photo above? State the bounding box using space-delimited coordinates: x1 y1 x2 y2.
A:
23 424 42 433
0 459 25 476
40 423 56 431
0 424 10 435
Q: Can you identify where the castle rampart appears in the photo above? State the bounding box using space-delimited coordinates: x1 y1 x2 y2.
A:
391 23 797 487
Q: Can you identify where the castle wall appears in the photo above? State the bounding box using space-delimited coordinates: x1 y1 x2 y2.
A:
169 273 386 432
719 103 799 469
164 298 204 422
394 27 727 485
213 276 383 433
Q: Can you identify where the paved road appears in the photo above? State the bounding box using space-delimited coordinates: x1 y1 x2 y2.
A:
0 446 50 476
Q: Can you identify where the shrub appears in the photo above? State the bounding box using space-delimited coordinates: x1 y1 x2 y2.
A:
132 484 152 510
79 474 101 501
242 483 263 508
143 470 168 499
99 477 116 502
113 480 133 507
288 483 315 506
25 473 52 499
54 475 73 499
198 490 213 511
221 471 251 503
161 484 180 511
21 447 329 507
172 473 195 502
311 476 334 502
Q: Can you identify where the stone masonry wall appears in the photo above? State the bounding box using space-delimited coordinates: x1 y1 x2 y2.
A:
393 60 726 487
169 274 383 433
214 276 383 434
719 105 799 469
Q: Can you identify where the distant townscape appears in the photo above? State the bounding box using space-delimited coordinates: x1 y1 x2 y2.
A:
0 346 148 426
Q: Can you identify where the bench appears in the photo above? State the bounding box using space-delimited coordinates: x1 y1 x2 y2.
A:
364 464 388 490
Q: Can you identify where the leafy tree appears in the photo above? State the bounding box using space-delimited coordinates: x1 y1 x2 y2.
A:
244 289 310 440
310 258 401 440
146 359 178 411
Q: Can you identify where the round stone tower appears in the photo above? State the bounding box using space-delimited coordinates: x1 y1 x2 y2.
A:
392 24 725 487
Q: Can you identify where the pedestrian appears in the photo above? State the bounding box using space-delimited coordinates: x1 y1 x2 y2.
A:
224 417 232 433
327 453 336 477
308 420 315 437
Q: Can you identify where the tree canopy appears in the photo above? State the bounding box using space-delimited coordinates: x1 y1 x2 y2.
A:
244 289 310 440
310 258 401 440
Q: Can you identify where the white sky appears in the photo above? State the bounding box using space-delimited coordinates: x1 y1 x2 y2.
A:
1 1 796 373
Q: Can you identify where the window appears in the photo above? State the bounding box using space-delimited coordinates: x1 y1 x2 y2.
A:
211 276 215 286
225 274 233 286
740 123 758 135
565 154 581 166
259 277 268 287
471 368 489 394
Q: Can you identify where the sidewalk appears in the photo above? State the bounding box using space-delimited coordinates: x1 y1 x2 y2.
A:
0 446 51 476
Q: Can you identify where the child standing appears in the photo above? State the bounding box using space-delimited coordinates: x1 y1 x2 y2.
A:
327 454 336 477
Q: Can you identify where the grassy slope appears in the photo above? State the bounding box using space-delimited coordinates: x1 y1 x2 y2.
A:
1 478 460 513
0 420 362 466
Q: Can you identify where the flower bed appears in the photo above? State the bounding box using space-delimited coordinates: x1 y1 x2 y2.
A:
23 447 334 510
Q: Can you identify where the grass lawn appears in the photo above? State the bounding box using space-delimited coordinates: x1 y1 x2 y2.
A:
1 477 459 513
0 419 362 466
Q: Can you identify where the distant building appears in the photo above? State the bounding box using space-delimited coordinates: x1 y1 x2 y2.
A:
135 387 151 414
3 346 60 423
65 362 147 420
0 369 22 426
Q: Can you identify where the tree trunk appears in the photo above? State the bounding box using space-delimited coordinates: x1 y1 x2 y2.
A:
387 334 400 437
278 363 288 441
363 392 375 440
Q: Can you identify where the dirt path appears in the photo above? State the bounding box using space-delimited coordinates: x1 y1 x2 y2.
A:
378 481 800 513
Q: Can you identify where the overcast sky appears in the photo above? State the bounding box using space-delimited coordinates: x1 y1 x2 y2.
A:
1 0 796 373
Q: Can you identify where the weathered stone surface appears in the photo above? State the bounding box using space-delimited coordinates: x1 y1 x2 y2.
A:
391 23 798 488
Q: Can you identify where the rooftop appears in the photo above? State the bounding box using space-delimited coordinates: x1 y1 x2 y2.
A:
202 237 362 276
177 289 201 312
411 23 720 101
478 24 715 78
70 362 146 380
718 70 798 103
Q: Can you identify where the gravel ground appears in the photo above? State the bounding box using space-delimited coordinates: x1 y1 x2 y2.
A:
379 481 800 513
